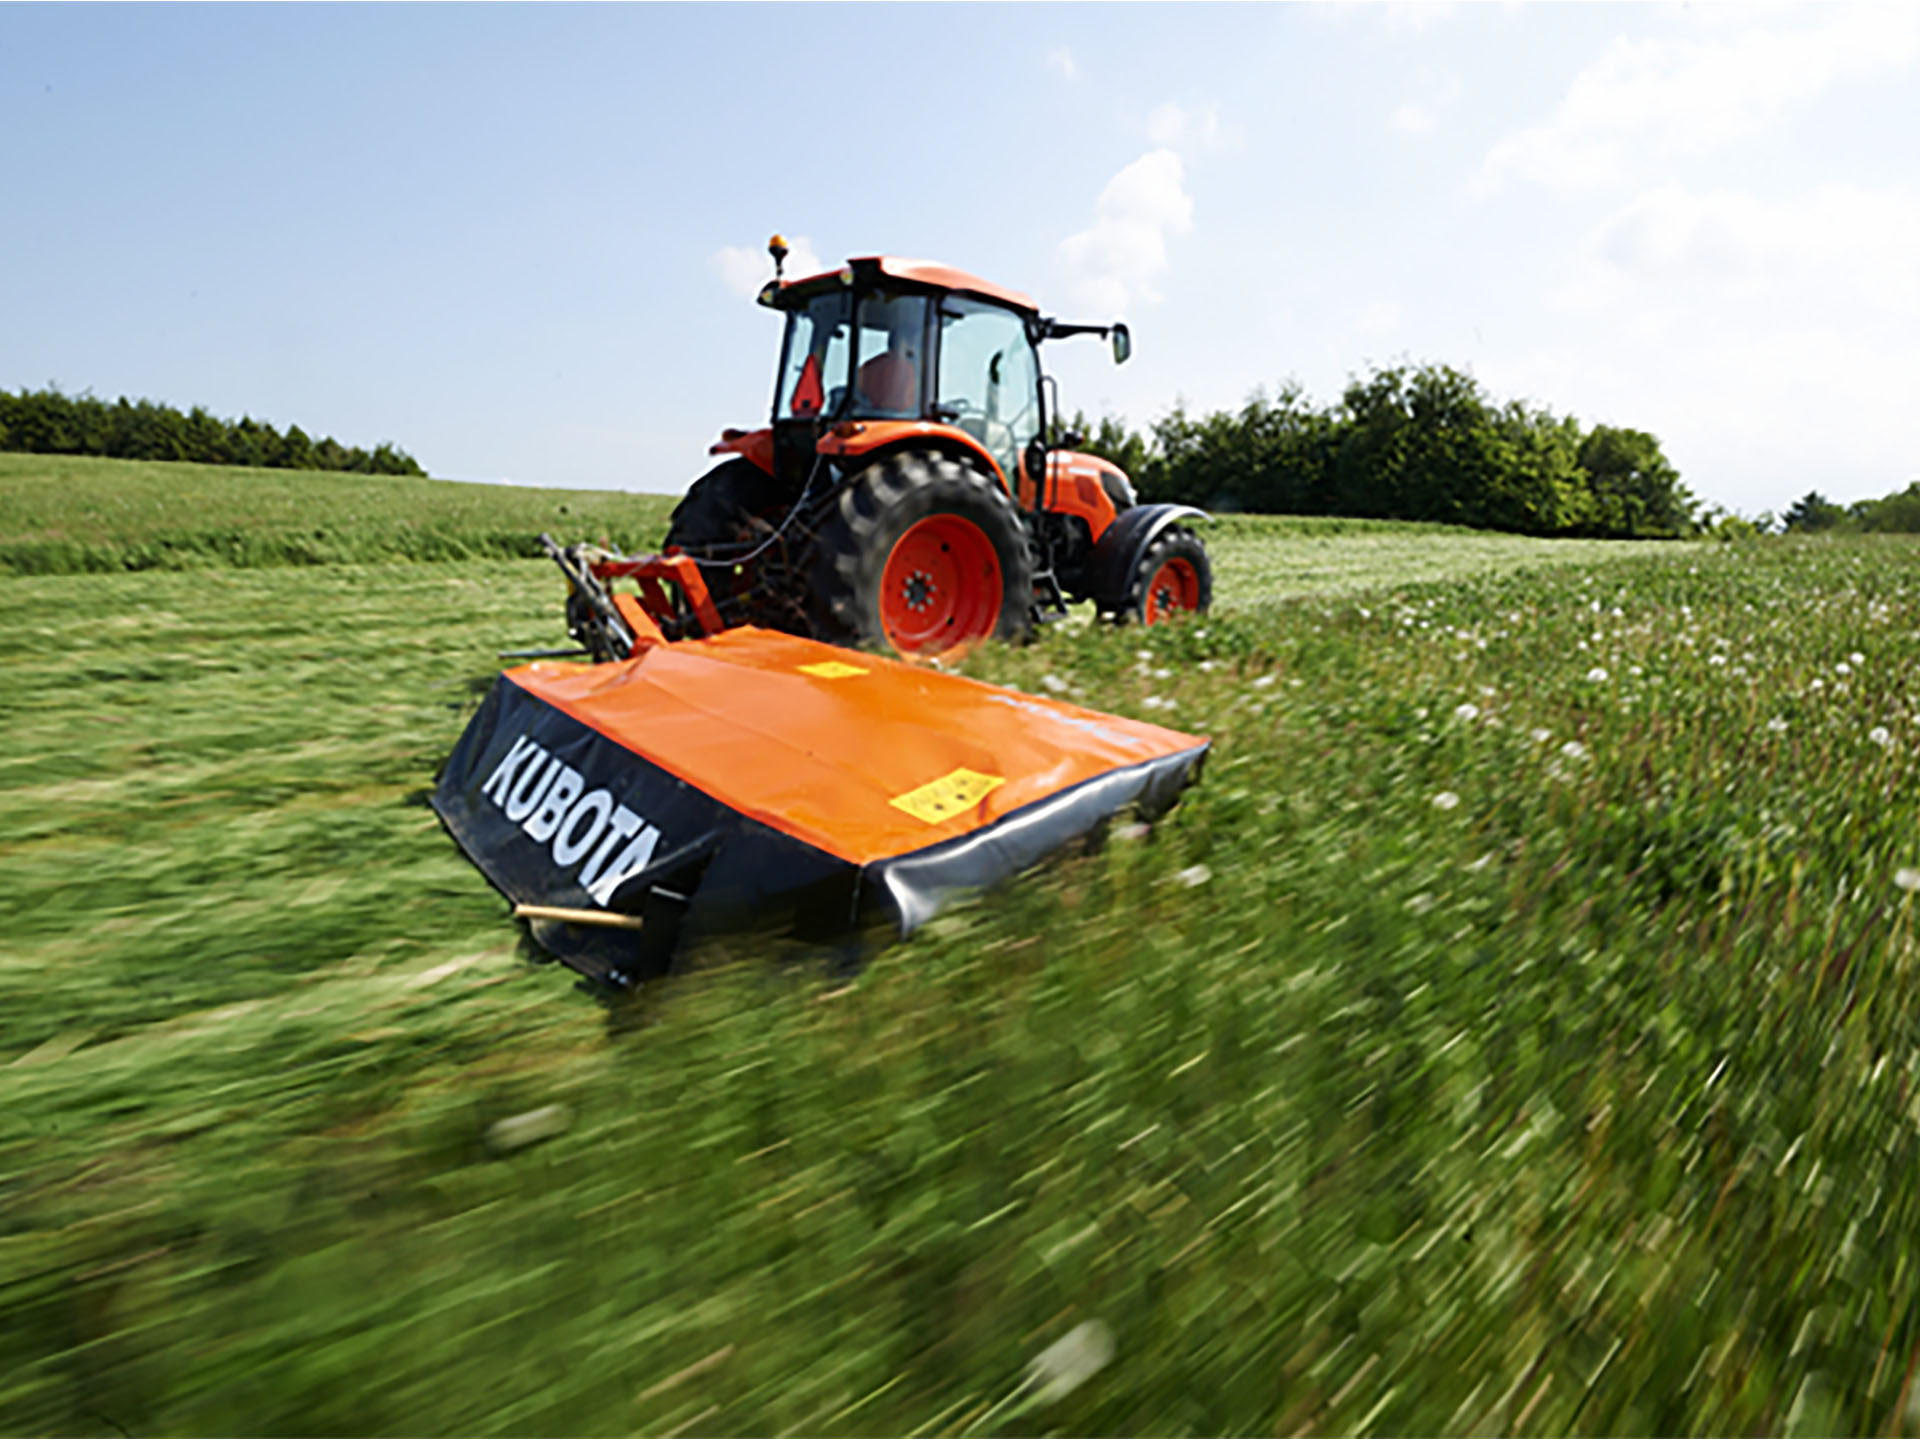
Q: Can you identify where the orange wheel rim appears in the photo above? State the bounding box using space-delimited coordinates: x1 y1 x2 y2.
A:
880 515 1003 656
1143 556 1201 624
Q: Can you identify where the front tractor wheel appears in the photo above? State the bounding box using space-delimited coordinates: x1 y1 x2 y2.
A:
807 452 1034 659
1123 527 1213 626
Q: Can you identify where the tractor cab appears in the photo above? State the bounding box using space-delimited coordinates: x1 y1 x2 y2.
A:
759 256 1057 502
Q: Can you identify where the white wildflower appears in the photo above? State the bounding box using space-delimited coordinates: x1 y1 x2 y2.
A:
1196 660 1218 673
1140 696 1174 710
1134 650 1153 662
1251 675 1276 689
1040 673 1069 695
1811 678 1826 691
1709 654 1727 667
1152 668 1172 680
1767 717 1789 735
1176 864 1212 888
1454 702 1480 723
1851 651 1866 666
1836 662 1853 677
486 1104 572 1156
1895 867 1920 894
1530 728 1553 745
1870 726 1892 748
1431 790 1460 811
1586 667 1609 683
1026 1320 1115 1406
1561 740 1589 761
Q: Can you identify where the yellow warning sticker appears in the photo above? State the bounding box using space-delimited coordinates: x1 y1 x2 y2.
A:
798 660 870 679
890 768 1006 824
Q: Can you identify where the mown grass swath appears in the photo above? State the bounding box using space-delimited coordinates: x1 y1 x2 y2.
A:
2 456 1918 1435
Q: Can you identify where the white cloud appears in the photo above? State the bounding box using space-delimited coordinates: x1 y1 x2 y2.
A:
1391 74 1462 136
1046 46 1077 81
1145 101 1238 153
1478 8 1920 191
1357 299 1401 334
709 234 824 298
1381 2 1461 37
1554 182 1920 314
1517 180 1920 510
1057 148 1194 314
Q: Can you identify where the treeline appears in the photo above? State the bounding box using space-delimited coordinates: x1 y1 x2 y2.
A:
1060 362 1695 539
0 386 424 477
1783 486 1920 535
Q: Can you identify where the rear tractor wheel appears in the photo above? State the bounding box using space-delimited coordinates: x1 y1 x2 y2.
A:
1121 526 1212 626
662 457 800 632
806 451 1034 660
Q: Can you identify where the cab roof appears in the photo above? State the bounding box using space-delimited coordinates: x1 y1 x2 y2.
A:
782 255 1038 316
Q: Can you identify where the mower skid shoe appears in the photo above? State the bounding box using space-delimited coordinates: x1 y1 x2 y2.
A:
431 626 1209 976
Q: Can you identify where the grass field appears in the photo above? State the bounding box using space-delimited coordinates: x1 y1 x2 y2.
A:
0 453 678 573
4 456 1920 1435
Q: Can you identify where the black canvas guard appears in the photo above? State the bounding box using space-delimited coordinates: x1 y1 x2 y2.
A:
432 675 860 982
864 743 1209 935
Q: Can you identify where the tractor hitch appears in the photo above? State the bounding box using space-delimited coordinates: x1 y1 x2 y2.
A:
539 532 724 660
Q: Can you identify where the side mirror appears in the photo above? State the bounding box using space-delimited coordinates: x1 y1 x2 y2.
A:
1024 439 1048 484
1112 323 1132 365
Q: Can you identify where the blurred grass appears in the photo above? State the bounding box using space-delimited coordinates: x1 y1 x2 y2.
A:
3 493 1920 1434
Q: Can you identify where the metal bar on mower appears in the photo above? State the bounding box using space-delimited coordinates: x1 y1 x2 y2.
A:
512 903 647 931
539 532 637 659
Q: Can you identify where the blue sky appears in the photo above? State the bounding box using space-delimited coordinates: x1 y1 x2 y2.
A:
5 3 1916 516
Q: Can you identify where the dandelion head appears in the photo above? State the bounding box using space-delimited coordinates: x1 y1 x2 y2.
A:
1851 651 1866 666
1837 662 1853 677
1586 667 1610 684
1026 1320 1115 1406
1870 726 1892 748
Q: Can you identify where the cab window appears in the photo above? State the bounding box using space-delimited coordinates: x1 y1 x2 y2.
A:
936 299 1040 489
775 290 853 421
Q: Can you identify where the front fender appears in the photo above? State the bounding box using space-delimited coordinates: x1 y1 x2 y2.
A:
1086 504 1210 609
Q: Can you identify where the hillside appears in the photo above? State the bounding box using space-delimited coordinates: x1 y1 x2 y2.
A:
0 452 678 573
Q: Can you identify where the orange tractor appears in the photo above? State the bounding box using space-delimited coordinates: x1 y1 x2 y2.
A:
555 238 1211 662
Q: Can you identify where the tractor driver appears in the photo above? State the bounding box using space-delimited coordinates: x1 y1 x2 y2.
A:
856 322 921 416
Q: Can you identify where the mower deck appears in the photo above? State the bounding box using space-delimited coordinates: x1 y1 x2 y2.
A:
434 627 1208 985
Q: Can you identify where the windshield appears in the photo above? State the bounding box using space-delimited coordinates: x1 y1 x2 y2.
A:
774 289 853 421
